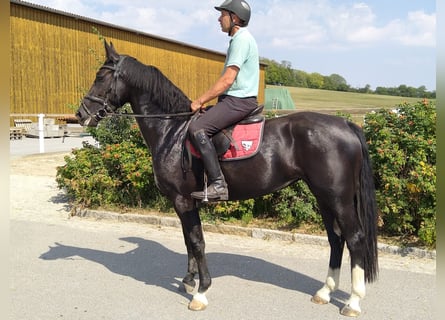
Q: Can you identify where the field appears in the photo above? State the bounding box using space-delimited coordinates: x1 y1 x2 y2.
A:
267 85 431 123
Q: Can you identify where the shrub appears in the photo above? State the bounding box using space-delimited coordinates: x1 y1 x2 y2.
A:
252 181 322 229
56 141 167 209
56 143 118 207
363 100 436 247
205 199 256 225
87 104 146 147
56 109 169 210
200 180 322 230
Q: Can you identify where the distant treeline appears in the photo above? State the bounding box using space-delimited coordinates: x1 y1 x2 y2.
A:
261 58 436 99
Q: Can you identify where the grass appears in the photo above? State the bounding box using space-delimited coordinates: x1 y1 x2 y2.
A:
266 85 432 123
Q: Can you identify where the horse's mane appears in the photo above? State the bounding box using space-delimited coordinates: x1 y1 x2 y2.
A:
121 56 192 113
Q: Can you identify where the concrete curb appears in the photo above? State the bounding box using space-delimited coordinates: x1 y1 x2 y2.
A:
73 208 436 260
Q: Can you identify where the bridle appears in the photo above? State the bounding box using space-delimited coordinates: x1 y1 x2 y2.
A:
80 55 128 122
80 55 194 122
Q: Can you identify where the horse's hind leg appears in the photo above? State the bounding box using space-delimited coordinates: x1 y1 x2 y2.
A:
311 207 345 306
312 200 366 317
338 208 367 317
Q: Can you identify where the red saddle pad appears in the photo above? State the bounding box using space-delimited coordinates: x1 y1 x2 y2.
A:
188 120 265 161
220 121 264 161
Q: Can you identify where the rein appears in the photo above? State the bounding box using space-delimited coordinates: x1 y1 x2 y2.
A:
110 110 194 119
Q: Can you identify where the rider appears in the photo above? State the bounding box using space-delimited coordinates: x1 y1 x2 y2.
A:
189 0 259 201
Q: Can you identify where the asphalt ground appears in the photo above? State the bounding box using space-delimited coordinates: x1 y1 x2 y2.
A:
9 134 437 319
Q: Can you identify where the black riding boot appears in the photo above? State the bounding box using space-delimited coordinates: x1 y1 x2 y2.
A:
190 130 228 201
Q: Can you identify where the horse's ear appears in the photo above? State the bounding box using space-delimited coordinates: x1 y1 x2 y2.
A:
104 39 119 62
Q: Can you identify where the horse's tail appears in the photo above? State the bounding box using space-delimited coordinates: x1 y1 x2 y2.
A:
349 122 379 283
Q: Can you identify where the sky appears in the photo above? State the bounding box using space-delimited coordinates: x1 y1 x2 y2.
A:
25 0 436 91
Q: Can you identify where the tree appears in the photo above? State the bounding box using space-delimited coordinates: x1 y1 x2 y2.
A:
323 73 348 91
357 84 372 94
307 72 324 89
260 57 435 98
294 70 308 88
264 60 282 85
375 86 388 95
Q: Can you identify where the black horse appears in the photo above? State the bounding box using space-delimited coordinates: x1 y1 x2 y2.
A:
76 41 378 317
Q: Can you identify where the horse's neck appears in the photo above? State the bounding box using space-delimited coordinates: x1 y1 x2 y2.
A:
125 68 191 156
132 103 188 155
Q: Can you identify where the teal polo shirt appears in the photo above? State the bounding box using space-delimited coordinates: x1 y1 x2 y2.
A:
223 28 259 98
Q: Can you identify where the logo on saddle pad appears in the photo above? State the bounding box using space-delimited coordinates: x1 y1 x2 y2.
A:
241 140 253 151
188 120 265 161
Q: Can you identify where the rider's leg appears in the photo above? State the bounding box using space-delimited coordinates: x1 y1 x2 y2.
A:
190 129 228 200
188 95 258 200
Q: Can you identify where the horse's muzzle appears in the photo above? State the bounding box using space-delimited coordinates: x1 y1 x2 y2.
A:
76 102 99 127
80 116 94 127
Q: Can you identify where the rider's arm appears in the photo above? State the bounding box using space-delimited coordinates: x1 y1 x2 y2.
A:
191 65 239 112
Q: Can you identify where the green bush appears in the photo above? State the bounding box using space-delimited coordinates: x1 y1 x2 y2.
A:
56 141 167 209
252 181 322 228
56 143 117 207
200 180 321 230
87 104 146 147
56 111 169 210
363 100 436 247
205 199 256 225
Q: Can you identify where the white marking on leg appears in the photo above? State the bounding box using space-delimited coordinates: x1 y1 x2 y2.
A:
193 292 208 306
314 267 340 303
345 265 365 313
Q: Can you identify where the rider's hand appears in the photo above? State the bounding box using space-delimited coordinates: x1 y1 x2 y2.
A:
191 99 204 113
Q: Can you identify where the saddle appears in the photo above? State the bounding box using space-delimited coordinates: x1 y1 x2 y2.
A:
186 105 265 162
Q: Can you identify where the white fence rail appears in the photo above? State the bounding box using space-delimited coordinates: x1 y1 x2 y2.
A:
10 113 87 154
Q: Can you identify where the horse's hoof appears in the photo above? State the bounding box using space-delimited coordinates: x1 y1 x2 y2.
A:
340 305 361 317
311 294 329 305
188 293 208 311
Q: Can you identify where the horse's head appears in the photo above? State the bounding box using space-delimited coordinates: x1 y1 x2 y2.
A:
76 40 128 127
39 242 78 260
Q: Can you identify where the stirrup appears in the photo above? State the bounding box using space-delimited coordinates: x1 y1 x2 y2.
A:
191 173 228 202
190 172 210 202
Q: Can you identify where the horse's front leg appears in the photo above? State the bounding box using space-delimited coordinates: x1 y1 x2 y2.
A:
176 202 211 311
180 224 198 294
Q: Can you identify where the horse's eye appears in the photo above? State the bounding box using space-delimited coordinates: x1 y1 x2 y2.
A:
95 73 107 83
96 69 109 81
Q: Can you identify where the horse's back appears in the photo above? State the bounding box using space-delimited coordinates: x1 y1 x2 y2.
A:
224 111 364 199
264 111 362 153
264 111 363 188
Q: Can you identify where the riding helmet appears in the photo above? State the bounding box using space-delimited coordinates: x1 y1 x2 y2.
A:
215 0 251 26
